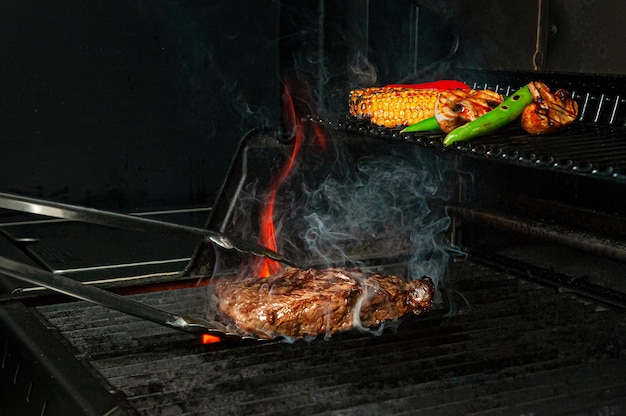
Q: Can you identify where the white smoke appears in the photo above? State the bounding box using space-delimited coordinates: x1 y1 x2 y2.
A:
292 148 457 290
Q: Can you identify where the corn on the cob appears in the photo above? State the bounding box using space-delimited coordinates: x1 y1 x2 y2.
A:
349 87 440 128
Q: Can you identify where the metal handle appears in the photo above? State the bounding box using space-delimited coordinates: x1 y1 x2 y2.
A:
0 256 229 336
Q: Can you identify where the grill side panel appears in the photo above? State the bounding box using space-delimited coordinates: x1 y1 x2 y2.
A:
0 301 130 416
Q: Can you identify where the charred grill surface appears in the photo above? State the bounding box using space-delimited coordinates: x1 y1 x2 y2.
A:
32 260 626 415
213 268 434 339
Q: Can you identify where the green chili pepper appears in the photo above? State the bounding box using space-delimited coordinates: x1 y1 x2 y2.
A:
443 85 533 146
401 93 516 134
400 116 440 133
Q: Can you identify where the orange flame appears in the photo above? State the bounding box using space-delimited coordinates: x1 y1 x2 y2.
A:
256 85 302 277
254 79 327 277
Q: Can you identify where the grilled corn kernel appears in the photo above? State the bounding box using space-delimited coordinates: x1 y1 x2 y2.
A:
349 87 440 127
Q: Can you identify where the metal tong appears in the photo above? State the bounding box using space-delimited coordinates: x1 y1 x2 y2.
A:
0 256 240 339
0 191 298 268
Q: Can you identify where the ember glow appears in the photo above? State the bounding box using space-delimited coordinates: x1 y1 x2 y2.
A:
201 334 221 344
255 82 325 277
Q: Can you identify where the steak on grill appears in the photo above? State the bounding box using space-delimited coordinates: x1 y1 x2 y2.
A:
213 267 435 340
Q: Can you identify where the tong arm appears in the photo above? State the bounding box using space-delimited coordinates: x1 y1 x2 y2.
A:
0 256 235 337
0 192 297 268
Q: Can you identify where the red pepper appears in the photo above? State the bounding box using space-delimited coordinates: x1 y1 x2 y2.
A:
384 79 470 91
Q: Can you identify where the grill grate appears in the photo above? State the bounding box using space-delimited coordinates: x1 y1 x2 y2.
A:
448 124 626 178
36 260 626 415
339 119 626 183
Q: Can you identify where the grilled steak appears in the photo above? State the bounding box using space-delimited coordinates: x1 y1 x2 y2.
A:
213 267 435 339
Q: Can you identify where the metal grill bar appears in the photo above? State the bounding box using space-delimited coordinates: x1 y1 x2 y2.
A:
365 120 626 181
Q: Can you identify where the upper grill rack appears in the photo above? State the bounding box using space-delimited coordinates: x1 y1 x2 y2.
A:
334 70 626 183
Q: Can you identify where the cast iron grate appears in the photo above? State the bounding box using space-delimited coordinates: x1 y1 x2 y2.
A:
36 260 626 415
335 118 626 183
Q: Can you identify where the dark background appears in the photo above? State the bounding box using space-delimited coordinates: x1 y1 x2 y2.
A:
1 0 624 210
0 0 280 210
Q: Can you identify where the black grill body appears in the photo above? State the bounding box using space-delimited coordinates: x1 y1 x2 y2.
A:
1 2 626 415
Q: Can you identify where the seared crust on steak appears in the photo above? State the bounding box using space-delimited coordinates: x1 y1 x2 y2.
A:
213 267 435 339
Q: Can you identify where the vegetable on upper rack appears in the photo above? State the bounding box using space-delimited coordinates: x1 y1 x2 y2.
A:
435 89 503 133
401 90 506 134
350 87 440 128
400 116 440 133
349 80 470 128
520 81 579 135
350 80 579 144
399 81 579 145
442 85 534 146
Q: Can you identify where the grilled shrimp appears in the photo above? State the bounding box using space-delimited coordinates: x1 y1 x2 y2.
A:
435 89 503 133
521 81 579 134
